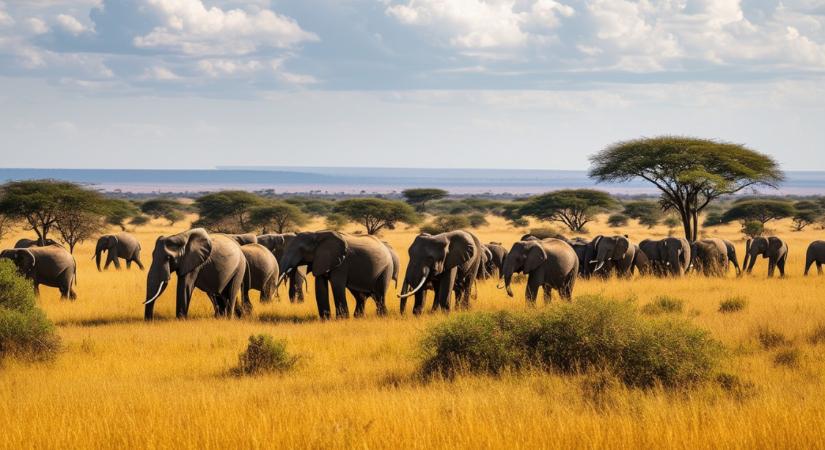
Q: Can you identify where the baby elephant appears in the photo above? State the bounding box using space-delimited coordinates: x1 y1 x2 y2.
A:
743 236 788 278
1 246 77 300
95 233 144 271
805 240 825 276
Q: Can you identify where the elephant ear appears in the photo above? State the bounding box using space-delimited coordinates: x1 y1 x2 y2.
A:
178 229 213 276
592 235 603 249
768 237 783 252
110 235 119 248
614 237 630 258
311 231 348 277
445 232 475 269
17 249 36 272
524 244 547 273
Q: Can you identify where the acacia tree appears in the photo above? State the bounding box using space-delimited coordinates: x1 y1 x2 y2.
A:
590 136 783 241
401 188 448 212
193 191 263 233
334 198 419 235
250 201 309 234
622 201 663 228
0 214 16 242
721 199 795 226
105 199 141 231
518 189 616 232
791 200 823 231
140 198 187 225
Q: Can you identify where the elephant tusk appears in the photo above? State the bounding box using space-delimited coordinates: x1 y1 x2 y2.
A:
593 261 606 272
144 281 165 305
399 270 429 298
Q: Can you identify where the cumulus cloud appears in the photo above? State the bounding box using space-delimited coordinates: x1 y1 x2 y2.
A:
56 14 89 35
133 0 319 55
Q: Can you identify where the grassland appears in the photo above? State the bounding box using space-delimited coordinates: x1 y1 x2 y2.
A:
2 215 825 449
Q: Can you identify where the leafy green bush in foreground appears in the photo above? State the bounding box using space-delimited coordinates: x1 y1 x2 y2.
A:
0 260 60 361
419 296 721 389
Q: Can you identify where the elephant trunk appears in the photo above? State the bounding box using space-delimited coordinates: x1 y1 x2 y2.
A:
743 239 752 273
501 255 518 298
144 262 170 320
399 266 429 299
94 238 107 272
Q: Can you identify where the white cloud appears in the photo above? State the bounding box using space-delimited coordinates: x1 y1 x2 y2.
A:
25 17 49 34
0 8 13 28
141 66 181 81
56 14 89 35
198 58 262 77
133 0 319 55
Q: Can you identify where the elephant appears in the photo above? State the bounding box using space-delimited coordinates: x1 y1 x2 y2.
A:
632 245 652 275
143 229 249 320
565 237 596 278
278 231 394 319
690 238 729 277
805 241 825 276
477 245 494 280
399 230 483 315
722 239 741 276
591 235 635 278
743 236 788 278
257 233 307 303
221 233 258 246
0 246 77 300
483 242 508 278
94 233 144 271
639 237 691 277
240 243 280 310
14 238 62 248
501 238 578 304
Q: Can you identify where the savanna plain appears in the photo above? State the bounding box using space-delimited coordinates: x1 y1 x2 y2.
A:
2 215 825 449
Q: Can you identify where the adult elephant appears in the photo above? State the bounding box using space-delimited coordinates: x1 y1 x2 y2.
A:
240 243 279 311
501 238 578 304
221 233 257 246
399 230 482 315
94 232 144 271
690 238 729 277
805 241 825 276
476 246 494 280
743 236 788 278
1 246 77 300
654 237 691 277
483 242 508 278
632 245 653 275
638 239 666 276
14 238 61 248
565 237 596 278
257 233 307 303
722 239 741 276
278 231 394 319
143 229 249 320
591 235 635 277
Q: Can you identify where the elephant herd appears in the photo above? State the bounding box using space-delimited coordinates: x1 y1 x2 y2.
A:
2 229 825 321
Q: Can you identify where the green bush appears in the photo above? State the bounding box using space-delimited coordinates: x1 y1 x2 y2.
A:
420 214 471 234
741 221 764 238
232 334 297 376
419 296 722 389
719 297 747 313
467 213 488 228
607 213 629 227
526 227 562 239
0 261 60 361
641 296 684 315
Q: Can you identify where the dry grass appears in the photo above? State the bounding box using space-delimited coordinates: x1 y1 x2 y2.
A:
2 215 825 449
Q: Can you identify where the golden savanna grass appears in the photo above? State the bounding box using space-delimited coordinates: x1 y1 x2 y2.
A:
2 214 825 449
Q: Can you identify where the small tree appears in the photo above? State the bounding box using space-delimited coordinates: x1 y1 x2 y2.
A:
421 215 471 234
741 221 764 238
284 197 336 217
607 213 629 227
518 189 616 232
193 191 264 233
334 198 419 235
324 213 349 231
140 198 187 225
467 213 488 228
402 188 448 212
104 199 140 231
250 202 309 234
623 201 663 228
0 214 16 242
791 200 823 231
498 202 528 227
721 200 795 226
590 136 783 241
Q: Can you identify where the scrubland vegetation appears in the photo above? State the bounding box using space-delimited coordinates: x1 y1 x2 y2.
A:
2 212 825 449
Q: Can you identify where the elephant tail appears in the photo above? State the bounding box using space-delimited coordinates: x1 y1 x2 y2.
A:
562 267 577 300
73 257 78 286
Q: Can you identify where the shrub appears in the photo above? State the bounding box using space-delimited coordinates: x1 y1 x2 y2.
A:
719 297 747 313
232 334 297 376
420 214 471 235
741 221 764 238
0 261 60 361
715 373 757 400
324 213 349 231
607 213 629 227
641 296 684 315
468 213 488 229
702 212 724 227
419 296 722 389
129 215 150 227
808 324 825 345
756 326 787 350
774 348 801 368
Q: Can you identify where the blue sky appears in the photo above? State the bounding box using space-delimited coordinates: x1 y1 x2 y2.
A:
0 0 823 170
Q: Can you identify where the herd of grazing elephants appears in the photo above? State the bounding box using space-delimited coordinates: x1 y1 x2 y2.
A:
2 228 825 321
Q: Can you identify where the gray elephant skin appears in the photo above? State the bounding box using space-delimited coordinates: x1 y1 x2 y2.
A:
591 235 636 277
95 232 144 271
399 230 482 315
382 241 400 288
240 243 280 309
744 236 788 278
483 242 508 278
638 237 691 277
1 246 77 300
502 238 578 303
221 233 258 246
279 231 394 319
722 239 741 276
14 238 62 249
144 229 249 320
632 244 652 275
691 238 729 277
805 241 825 276
257 233 307 303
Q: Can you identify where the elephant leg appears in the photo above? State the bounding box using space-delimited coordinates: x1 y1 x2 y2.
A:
767 258 776 278
134 257 145 270
104 255 112 270
436 268 457 312
33 283 40 298
331 280 349 319
126 260 132 269
314 277 331 320
543 284 552 304
229 271 247 319
412 289 426 316
352 291 366 318
805 258 813 276
778 256 787 278
746 255 757 274
112 256 121 270
288 274 298 303
374 291 387 317
525 273 541 306
817 262 823 275
176 275 195 319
